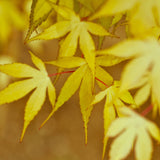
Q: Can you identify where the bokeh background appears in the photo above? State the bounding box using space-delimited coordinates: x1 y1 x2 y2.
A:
0 1 159 160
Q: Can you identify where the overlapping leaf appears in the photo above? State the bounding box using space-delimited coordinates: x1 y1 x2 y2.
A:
40 54 124 143
27 3 112 73
0 52 56 141
91 0 160 38
25 0 57 42
97 38 160 112
92 81 135 158
107 107 160 160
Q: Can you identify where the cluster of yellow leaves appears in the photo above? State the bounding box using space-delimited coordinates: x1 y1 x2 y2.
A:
0 0 160 160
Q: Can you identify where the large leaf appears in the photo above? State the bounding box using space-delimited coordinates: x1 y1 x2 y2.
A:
0 52 56 141
107 107 160 160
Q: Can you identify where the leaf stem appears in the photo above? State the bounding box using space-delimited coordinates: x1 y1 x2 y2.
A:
141 104 153 116
48 70 75 77
49 71 109 87
95 77 109 88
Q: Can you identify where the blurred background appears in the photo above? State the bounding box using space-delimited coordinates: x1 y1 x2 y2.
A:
0 0 159 160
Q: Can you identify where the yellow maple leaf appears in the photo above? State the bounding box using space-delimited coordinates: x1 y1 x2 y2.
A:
0 52 56 141
40 54 123 143
27 2 112 74
90 0 160 38
107 107 160 160
92 81 135 159
97 38 160 113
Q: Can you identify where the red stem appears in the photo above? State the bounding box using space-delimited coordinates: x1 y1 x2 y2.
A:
141 104 153 116
48 70 75 77
95 77 109 88
48 70 109 88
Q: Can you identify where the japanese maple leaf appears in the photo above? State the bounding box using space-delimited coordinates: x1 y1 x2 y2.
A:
27 2 111 74
97 38 160 113
40 54 123 143
107 107 160 160
90 0 160 38
92 81 135 158
0 52 56 141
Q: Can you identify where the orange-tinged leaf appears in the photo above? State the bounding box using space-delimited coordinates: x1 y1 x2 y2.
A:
79 67 94 144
